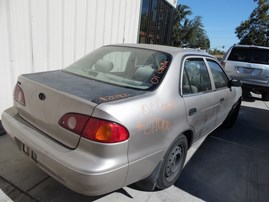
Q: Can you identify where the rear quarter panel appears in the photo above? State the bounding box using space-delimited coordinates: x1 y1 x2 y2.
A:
92 56 191 185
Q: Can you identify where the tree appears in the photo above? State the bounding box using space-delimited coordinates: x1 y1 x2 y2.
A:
172 4 210 50
188 16 210 49
208 48 225 56
172 4 193 47
235 0 269 46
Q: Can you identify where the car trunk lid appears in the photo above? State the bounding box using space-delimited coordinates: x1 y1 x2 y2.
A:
15 70 145 148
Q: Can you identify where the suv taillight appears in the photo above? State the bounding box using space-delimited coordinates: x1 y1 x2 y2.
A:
13 84 26 106
59 113 129 143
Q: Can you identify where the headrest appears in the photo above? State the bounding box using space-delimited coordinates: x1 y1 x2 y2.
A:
135 66 154 82
95 59 114 72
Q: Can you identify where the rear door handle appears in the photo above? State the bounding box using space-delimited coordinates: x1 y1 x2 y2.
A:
189 108 197 116
220 98 224 103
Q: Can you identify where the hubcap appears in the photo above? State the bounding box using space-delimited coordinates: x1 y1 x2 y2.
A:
165 145 184 181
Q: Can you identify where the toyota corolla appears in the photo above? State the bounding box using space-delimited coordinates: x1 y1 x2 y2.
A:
1 44 242 196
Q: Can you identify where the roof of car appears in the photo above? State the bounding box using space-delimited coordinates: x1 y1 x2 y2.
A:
105 43 212 57
232 44 269 50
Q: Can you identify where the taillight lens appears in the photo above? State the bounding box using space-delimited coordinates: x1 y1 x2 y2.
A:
13 84 26 106
59 113 129 143
59 113 89 135
82 118 129 143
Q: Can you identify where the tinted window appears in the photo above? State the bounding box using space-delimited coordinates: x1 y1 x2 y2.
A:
65 46 172 90
207 60 229 89
228 47 269 65
182 58 212 94
139 0 173 45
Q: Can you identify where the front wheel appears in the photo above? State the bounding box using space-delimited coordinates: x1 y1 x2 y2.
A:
156 135 188 189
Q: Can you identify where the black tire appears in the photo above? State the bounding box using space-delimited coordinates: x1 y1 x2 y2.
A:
242 88 251 99
223 99 241 128
262 93 269 101
0 120 6 136
156 135 188 189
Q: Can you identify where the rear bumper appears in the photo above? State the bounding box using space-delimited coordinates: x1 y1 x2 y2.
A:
228 74 269 90
1 107 128 196
228 74 269 93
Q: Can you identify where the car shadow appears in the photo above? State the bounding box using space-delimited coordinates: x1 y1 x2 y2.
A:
174 105 269 202
1 105 269 202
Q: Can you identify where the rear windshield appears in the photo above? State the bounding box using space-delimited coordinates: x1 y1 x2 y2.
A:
228 47 269 65
64 46 172 90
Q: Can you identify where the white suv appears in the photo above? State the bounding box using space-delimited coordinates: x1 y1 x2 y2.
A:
222 45 269 101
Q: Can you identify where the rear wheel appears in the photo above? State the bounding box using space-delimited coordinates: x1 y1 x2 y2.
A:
0 121 6 136
242 87 251 99
262 93 269 101
156 135 188 189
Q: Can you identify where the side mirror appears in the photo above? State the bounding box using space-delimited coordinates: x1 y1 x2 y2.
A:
228 79 241 88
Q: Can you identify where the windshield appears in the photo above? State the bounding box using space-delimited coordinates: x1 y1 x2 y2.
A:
228 47 269 65
64 46 172 90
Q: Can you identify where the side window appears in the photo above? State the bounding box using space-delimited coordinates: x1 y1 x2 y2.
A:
207 60 229 89
182 58 212 95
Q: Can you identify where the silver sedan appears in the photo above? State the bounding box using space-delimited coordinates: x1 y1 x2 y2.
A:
1 44 242 196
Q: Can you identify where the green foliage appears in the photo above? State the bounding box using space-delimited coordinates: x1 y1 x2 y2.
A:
235 0 269 46
172 4 210 50
208 49 225 56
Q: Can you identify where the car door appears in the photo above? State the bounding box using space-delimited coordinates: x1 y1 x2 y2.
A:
206 59 236 125
181 57 220 141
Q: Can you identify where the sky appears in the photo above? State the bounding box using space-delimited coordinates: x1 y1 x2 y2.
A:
178 0 257 51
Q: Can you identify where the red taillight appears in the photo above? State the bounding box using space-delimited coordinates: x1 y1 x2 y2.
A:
82 118 129 143
59 113 89 135
59 113 129 143
13 84 26 106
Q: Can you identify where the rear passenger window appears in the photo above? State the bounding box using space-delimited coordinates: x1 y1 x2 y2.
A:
207 60 228 89
182 58 212 95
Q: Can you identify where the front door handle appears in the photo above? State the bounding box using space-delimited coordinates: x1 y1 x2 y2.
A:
220 98 224 103
189 108 197 116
